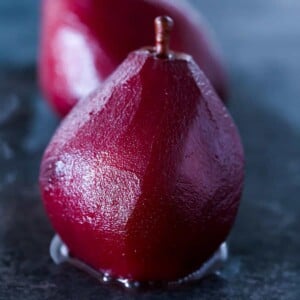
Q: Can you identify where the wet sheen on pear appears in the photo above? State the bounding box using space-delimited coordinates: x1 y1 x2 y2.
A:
39 0 228 116
40 17 244 282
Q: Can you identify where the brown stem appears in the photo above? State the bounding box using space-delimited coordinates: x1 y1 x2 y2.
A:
154 16 174 58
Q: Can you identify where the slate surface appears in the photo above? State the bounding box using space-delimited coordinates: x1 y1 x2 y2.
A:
0 0 299 299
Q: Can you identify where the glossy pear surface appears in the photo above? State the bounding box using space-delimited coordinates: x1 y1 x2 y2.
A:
39 0 227 116
40 49 243 281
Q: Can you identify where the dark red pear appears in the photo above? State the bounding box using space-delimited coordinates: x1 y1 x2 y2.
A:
39 16 244 282
39 0 228 116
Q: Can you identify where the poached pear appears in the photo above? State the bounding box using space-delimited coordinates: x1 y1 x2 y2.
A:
39 0 228 116
40 16 244 282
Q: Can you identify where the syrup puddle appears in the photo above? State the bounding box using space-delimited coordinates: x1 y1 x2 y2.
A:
50 234 228 289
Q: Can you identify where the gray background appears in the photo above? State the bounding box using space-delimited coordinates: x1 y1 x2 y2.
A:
0 0 299 299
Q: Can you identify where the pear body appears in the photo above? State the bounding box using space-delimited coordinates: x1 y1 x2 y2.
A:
40 50 243 281
39 0 227 116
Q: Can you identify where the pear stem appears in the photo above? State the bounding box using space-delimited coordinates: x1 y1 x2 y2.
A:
154 16 174 58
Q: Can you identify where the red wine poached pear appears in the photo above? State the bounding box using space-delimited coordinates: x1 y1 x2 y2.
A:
40 16 244 282
39 0 228 116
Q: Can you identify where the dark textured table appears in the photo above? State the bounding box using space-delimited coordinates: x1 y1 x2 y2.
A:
0 1 299 299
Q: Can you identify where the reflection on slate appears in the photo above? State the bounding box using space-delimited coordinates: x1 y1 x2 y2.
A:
0 0 299 299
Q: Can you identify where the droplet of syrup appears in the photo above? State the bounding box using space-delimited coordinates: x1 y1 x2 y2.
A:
50 235 228 290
